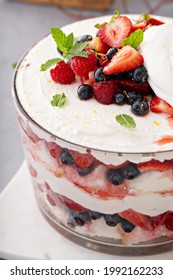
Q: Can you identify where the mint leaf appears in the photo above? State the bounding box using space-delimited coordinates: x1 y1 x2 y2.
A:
122 29 144 49
64 33 74 50
51 27 67 52
40 58 62 71
115 114 136 129
63 42 88 59
51 93 67 108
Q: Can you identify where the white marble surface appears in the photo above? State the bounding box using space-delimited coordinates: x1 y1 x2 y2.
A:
0 161 173 260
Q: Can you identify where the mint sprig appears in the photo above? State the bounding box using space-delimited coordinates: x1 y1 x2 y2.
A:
40 27 88 71
115 114 136 129
40 58 62 71
122 29 144 49
51 93 67 108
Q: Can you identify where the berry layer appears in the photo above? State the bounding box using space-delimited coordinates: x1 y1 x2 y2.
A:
15 15 173 154
21 121 173 217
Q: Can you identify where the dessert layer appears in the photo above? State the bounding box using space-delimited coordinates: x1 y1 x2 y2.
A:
15 15 173 153
28 154 173 216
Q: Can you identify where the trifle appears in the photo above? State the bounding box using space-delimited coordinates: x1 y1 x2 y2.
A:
12 12 173 254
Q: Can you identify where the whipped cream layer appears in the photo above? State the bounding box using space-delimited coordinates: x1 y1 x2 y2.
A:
140 23 173 106
15 15 173 153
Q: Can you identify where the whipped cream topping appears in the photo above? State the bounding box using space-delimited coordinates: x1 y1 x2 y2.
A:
140 23 173 106
15 15 173 154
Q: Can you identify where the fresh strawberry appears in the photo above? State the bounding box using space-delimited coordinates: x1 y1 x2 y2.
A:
98 16 132 48
103 45 144 75
93 80 117 104
164 212 173 231
70 52 97 77
119 209 154 231
152 211 173 231
59 195 88 212
116 78 152 95
85 37 109 54
50 61 75 84
150 96 173 115
137 159 173 172
72 151 94 169
132 20 148 31
147 17 164 26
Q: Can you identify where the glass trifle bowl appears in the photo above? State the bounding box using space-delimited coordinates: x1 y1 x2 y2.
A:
12 13 173 255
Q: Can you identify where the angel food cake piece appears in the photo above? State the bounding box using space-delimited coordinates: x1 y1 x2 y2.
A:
14 13 173 245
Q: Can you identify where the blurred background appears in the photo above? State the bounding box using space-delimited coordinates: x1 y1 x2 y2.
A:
1 0 173 192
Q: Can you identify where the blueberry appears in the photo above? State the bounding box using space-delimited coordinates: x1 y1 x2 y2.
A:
132 66 148 84
122 162 140 180
94 67 110 82
89 211 102 220
107 169 124 185
103 213 122 227
75 34 92 44
77 84 93 100
77 163 94 176
111 72 127 79
70 211 91 226
114 92 127 105
106 48 118 60
121 219 135 233
125 69 134 79
60 149 74 165
131 99 149 115
126 91 143 105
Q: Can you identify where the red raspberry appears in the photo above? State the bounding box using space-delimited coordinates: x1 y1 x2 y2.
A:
50 61 75 84
70 52 98 77
93 80 117 105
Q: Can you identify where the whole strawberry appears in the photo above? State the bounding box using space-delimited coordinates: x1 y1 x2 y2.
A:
93 80 117 105
70 52 97 77
50 61 75 84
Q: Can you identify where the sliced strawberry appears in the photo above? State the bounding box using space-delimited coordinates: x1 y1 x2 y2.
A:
132 20 148 31
119 209 154 231
116 78 152 95
85 37 109 54
152 212 168 228
147 17 164 26
150 96 173 115
46 194 56 206
137 159 173 172
103 45 144 75
72 151 94 169
28 165 37 178
59 195 88 212
98 16 132 48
